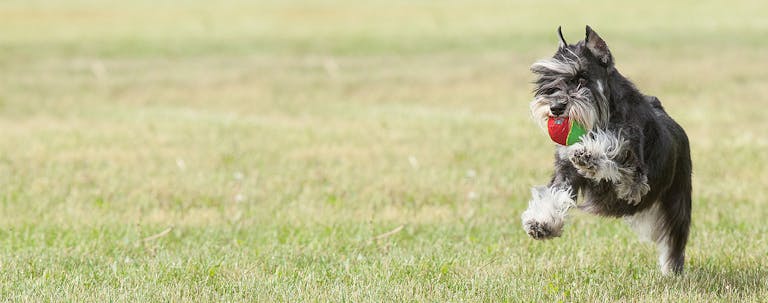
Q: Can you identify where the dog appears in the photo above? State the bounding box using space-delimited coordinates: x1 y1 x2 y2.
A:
521 26 692 275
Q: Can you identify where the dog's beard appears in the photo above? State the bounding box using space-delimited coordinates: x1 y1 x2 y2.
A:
529 87 602 131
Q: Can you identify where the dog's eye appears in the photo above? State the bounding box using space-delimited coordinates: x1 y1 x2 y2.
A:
578 77 588 86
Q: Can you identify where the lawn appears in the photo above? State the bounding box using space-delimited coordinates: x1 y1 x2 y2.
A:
0 0 766 301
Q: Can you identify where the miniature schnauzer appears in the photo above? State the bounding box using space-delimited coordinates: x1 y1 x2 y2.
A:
521 26 692 275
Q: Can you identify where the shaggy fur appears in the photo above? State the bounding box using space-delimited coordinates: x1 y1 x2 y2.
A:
521 26 692 275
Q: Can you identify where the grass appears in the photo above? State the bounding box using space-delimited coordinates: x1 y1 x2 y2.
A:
0 0 767 301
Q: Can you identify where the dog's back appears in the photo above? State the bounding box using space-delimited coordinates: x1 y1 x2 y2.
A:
644 95 664 110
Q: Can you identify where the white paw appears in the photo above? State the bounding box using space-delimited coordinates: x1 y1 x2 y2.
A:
521 186 575 239
567 144 619 182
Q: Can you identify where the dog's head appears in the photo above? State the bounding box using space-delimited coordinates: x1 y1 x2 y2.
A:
530 25 614 131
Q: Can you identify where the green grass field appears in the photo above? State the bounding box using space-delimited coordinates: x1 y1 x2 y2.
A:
1 0 767 301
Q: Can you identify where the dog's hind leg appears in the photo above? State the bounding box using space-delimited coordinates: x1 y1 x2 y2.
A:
657 181 692 275
627 188 691 274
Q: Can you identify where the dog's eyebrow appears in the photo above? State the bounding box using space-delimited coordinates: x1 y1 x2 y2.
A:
530 57 580 76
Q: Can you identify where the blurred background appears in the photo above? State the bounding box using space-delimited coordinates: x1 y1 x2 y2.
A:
1 0 766 301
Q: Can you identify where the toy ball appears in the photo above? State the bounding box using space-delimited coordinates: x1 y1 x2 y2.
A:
547 117 586 146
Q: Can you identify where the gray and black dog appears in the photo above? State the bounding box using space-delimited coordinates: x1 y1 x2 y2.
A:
521 26 692 275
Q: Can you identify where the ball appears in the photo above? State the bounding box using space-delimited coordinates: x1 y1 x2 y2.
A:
547 117 586 146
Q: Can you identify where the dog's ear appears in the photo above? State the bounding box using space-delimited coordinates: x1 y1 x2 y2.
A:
557 26 567 49
585 25 613 66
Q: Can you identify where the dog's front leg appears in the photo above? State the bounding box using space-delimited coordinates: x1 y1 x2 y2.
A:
568 127 650 204
521 165 578 240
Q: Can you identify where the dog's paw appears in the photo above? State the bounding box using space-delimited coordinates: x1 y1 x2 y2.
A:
523 219 561 240
616 173 650 205
568 144 614 181
567 144 597 175
521 186 572 240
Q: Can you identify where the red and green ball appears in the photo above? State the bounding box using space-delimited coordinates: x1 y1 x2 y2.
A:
547 117 587 146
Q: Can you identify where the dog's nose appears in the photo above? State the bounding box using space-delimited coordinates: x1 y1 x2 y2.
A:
550 103 566 116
